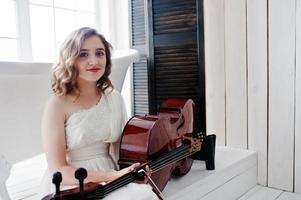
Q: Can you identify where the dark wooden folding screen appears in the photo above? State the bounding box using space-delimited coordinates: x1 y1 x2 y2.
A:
130 0 206 134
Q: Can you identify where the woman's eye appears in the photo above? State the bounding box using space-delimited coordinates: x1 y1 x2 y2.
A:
79 52 89 58
96 51 104 57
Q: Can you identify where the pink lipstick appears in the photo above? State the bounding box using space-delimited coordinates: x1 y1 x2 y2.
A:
87 67 100 72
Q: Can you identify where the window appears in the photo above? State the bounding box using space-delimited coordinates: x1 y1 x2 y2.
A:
0 0 18 61
29 0 96 62
0 0 97 62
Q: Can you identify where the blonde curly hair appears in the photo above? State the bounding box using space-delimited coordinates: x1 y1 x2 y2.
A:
51 27 113 96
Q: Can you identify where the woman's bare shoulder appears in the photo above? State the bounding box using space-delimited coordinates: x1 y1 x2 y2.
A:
47 95 67 109
45 95 77 118
44 95 71 116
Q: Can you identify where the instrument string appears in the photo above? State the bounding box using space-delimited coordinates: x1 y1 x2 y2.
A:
154 151 196 172
148 145 188 170
100 149 188 196
105 147 195 197
81 143 199 199
150 145 190 171
149 144 189 167
94 174 136 196
88 176 134 198
100 146 192 197
87 145 190 198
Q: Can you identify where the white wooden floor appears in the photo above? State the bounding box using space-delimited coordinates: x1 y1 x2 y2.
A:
6 154 47 200
239 185 301 200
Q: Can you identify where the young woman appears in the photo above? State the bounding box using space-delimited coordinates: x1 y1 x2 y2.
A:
39 27 158 199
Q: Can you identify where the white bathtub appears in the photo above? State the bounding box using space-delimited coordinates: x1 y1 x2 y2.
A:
0 49 139 199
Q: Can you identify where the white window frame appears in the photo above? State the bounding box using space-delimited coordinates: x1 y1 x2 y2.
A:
10 0 105 62
16 0 32 62
1 0 128 63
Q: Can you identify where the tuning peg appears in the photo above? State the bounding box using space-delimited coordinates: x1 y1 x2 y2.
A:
74 168 87 191
196 132 205 139
52 171 62 195
135 168 146 181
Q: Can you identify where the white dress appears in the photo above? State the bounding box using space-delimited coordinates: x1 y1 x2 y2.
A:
39 89 158 200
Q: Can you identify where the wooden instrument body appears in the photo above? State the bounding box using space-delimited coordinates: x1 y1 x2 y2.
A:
41 182 99 200
119 99 195 191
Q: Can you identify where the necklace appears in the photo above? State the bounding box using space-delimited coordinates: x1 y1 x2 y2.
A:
72 94 80 103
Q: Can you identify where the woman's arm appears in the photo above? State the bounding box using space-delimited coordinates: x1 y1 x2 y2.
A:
42 97 137 185
109 140 120 169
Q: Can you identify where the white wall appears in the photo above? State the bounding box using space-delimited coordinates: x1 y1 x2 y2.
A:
97 0 132 116
295 0 301 193
0 63 52 163
204 0 300 193
268 0 296 191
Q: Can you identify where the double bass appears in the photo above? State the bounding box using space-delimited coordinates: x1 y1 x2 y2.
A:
42 99 210 200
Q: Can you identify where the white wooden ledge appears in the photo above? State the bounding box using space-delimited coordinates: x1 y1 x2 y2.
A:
164 146 257 200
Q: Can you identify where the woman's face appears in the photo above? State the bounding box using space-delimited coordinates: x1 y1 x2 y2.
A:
75 35 107 82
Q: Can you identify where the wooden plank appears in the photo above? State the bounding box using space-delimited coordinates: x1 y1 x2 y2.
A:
6 154 47 200
295 0 301 194
201 166 257 200
204 0 226 145
268 0 295 191
237 185 262 200
277 192 301 200
238 185 282 200
164 147 257 200
246 0 268 186
224 0 247 148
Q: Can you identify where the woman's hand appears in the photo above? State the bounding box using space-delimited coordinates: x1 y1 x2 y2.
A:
136 165 152 184
110 163 153 184
108 162 140 182
116 162 140 178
